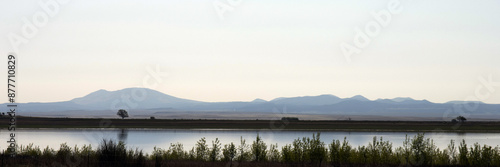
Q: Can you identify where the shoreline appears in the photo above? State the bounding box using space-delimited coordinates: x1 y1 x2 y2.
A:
4 128 500 133
2 116 500 132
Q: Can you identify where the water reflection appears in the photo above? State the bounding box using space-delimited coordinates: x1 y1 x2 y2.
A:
118 129 128 142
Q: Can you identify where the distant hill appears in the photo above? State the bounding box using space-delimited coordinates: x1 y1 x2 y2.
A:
251 98 267 103
2 87 499 119
271 94 343 105
70 88 201 109
5 88 201 112
348 95 370 101
446 101 485 104
390 97 414 102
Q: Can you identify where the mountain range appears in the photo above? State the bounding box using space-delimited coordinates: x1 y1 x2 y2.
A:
3 87 499 120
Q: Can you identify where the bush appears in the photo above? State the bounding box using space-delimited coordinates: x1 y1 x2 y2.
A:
267 143 281 162
459 139 469 166
209 138 221 161
222 142 236 162
281 144 293 162
167 142 187 160
195 137 208 161
56 143 71 161
307 133 326 164
251 134 267 161
20 143 41 157
237 136 250 162
329 138 341 165
96 139 128 167
339 137 352 165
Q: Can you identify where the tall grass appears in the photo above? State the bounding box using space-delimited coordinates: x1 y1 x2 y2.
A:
3 133 500 166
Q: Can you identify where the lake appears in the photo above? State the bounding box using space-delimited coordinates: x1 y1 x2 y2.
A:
2 129 500 154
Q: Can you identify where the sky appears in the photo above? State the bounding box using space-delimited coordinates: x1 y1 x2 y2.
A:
0 0 499 103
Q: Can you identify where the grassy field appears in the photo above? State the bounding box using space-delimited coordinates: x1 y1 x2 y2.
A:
2 116 500 132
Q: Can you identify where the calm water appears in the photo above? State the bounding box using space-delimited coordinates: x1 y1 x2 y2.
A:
1 129 499 153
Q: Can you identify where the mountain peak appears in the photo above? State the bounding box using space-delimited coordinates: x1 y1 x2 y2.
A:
91 89 108 94
70 87 200 107
349 95 369 101
271 94 342 105
95 89 107 92
251 98 267 103
391 97 414 102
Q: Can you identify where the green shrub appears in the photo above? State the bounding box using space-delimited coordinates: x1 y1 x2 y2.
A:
481 144 495 166
458 139 469 166
222 142 236 162
251 134 267 161
267 143 281 162
168 142 186 160
237 136 251 162
307 133 326 164
195 137 208 161
209 138 221 161
281 144 293 162
20 143 41 157
329 138 341 165
339 137 352 165
42 146 55 160
446 139 457 165
292 137 304 162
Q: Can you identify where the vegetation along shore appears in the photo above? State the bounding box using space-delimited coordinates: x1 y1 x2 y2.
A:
3 116 500 132
1 133 500 166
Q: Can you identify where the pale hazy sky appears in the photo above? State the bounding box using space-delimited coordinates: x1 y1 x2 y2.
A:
1 0 499 103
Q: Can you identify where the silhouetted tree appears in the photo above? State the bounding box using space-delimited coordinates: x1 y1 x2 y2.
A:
117 109 129 119
456 116 467 123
